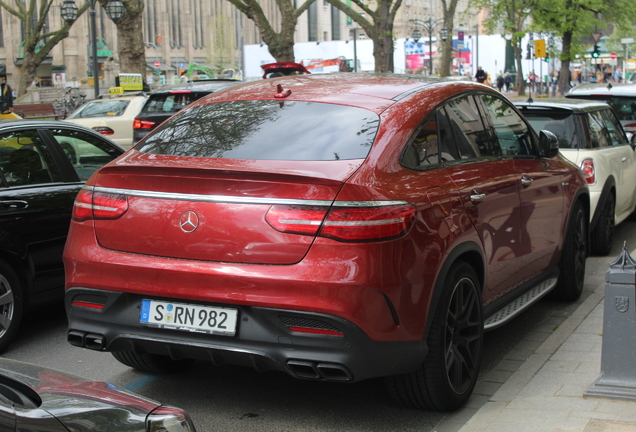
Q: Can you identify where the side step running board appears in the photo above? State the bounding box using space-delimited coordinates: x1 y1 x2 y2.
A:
484 277 558 330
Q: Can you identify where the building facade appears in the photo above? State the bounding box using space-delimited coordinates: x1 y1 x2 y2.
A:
0 0 481 93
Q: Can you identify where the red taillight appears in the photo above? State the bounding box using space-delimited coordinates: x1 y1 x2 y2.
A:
580 159 596 185
92 126 114 136
266 203 416 242
72 188 129 222
623 123 636 132
133 118 155 130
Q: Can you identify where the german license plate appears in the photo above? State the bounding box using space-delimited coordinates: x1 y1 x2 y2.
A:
140 299 237 335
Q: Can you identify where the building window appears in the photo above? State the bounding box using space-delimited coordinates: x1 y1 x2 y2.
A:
0 9 4 48
331 6 340 40
308 2 317 41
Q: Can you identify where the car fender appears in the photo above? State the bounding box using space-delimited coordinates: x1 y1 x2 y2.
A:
422 241 485 341
590 176 615 232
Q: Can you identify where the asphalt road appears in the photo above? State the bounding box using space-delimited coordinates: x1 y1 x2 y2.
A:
5 219 636 431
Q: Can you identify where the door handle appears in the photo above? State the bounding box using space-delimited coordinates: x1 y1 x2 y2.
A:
470 192 486 203
0 200 28 209
521 176 533 186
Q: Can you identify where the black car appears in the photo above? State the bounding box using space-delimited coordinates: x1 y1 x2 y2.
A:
0 357 196 431
132 79 242 144
0 120 124 351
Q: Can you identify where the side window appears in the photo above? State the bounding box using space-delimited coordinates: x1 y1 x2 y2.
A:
0 130 61 187
479 95 533 156
587 112 610 148
599 109 628 146
48 129 120 181
401 118 440 168
400 110 460 169
445 95 494 159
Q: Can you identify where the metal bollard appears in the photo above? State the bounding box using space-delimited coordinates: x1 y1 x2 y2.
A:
585 244 636 400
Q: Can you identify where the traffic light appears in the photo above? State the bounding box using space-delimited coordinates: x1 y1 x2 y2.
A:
156 34 162 44
545 56 550 63
592 44 600 58
534 39 546 58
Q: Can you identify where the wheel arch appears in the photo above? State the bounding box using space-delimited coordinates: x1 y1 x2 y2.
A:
423 241 484 341
590 177 615 232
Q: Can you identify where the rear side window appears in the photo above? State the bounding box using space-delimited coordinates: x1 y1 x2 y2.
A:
569 96 636 122
138 100 379 161
598 108 628 146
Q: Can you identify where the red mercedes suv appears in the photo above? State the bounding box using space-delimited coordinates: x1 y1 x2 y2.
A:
63 74 589 411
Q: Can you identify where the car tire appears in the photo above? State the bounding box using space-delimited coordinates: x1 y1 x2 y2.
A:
0 260 24 354
553 201 587 301
590 193 614 256
112 351 194 373
385 261 483 411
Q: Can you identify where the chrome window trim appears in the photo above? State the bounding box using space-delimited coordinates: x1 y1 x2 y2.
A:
88 186 408 208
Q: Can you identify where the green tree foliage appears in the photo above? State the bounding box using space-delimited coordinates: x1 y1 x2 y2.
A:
0 0 89 97
470 0 534 95
323 0 403 73
224 0 316 63
532 0 636 94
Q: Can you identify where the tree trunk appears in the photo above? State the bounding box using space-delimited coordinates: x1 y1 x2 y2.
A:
514 43 526 96
559 31 573 96
112 0 146 79
18 52 38 97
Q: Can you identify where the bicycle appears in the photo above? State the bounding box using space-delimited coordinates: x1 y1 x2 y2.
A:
54 87 86 118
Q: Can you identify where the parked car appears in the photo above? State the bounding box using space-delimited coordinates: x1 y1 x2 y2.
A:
0 357 196 431
0 119 124 352
566 82 636 143
260 62 311 78
132 79 242 145
64 92 148 149
515 99 636 256
64 74 589 412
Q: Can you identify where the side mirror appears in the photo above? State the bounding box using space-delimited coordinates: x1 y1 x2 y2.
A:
539 130 559 158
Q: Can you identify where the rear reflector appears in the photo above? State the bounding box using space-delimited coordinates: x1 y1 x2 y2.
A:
266 203 416 242
71 301 105 310
72 188 129 221
133 118 155 130
288 326 344 336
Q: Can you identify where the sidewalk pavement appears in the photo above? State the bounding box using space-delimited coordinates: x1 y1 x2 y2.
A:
434 281 636 432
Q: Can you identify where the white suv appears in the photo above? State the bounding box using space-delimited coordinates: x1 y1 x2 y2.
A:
516 98 636 255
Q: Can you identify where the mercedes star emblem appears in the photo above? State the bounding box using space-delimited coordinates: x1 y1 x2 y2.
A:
179 211 199 233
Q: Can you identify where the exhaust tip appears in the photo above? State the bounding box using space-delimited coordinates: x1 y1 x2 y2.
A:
84 333 106 350
68 330 85 347
287 360 321 379
316 363 353 381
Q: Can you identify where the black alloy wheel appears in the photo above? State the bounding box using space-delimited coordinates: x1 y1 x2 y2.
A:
553 201 587 301
0 260 23 353
385 261 483 411
590 194 614 256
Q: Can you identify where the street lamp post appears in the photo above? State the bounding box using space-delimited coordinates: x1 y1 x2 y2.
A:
411 18 448 75
61 0 125 100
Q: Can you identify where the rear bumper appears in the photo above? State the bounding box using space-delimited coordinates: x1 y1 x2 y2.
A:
65 287 427 382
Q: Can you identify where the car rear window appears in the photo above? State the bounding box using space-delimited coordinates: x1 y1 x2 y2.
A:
67 100 130 119
519 110 581 149
141 92 209 114
138 100 379 161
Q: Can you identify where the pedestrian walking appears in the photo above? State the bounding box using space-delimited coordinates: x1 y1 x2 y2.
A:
475 66 487 84
504 72 512 92
496 73 504 92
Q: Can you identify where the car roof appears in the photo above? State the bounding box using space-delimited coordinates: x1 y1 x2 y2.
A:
91 93 147 101
193 73 491 113
152 79 242 94
514 98 610 112
566 83 636 97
